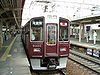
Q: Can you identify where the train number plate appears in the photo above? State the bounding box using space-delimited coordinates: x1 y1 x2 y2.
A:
48 65 56 69
49 65 55 68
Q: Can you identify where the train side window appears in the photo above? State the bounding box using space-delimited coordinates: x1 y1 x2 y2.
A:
31 29 35 40
59 27 68 41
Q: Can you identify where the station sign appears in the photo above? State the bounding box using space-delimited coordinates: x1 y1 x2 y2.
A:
93 49 100 58
86 48 93 55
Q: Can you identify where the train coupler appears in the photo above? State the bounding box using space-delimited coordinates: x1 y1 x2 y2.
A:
47 58 58 70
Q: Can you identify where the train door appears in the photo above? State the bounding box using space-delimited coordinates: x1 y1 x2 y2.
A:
45 23 58 57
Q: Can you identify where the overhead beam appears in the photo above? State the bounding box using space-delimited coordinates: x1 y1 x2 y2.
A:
0 10 6 15
12 11 20 28
0 17 21 20
4 8 23 11
0 8 23 16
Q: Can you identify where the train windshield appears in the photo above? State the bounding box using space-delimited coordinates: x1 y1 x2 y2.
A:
31 20 43 41
59 26 68 41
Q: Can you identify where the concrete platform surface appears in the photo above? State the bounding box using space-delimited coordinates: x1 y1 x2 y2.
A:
0 34 31 75
70 37 100 50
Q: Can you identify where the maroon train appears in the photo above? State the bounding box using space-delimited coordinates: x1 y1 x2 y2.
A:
21 13 70 71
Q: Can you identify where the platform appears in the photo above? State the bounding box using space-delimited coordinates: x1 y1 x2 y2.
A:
0 37 14 58
0 34 31 75
70 37 100 50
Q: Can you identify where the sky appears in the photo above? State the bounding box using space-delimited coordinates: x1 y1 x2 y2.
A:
21 0 100 26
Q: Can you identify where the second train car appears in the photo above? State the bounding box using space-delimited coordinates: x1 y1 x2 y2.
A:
21 13 70 71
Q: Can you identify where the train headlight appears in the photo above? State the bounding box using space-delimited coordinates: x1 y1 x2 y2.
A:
60 48 66 51
34 48 41 52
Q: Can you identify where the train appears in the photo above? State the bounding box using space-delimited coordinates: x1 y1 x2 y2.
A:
21 13 70 71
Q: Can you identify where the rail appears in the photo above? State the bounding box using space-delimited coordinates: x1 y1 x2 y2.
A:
69 50 100 74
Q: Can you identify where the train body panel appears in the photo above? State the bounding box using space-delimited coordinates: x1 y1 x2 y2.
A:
21 13 70 71
30 57 68 70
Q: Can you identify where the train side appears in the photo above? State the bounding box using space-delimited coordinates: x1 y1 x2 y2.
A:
21 14 70 71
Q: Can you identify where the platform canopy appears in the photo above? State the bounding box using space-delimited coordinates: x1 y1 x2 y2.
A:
0 0 25 28
21 0 100 26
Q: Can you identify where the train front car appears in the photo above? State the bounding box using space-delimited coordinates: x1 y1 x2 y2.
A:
23 14 70 71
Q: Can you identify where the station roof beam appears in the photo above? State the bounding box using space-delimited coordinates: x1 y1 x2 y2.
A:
0 0 25 29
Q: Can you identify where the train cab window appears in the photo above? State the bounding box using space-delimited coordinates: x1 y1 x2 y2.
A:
31 27 43 41
59 26 68 41
31 20 43 41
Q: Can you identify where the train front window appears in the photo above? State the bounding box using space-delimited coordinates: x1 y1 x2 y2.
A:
31 20 43 41
59 26 68 41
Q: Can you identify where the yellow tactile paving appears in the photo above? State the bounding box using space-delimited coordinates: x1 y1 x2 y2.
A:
0 35 17 61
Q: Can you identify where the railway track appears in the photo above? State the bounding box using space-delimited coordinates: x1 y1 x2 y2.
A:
69 50 100 74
